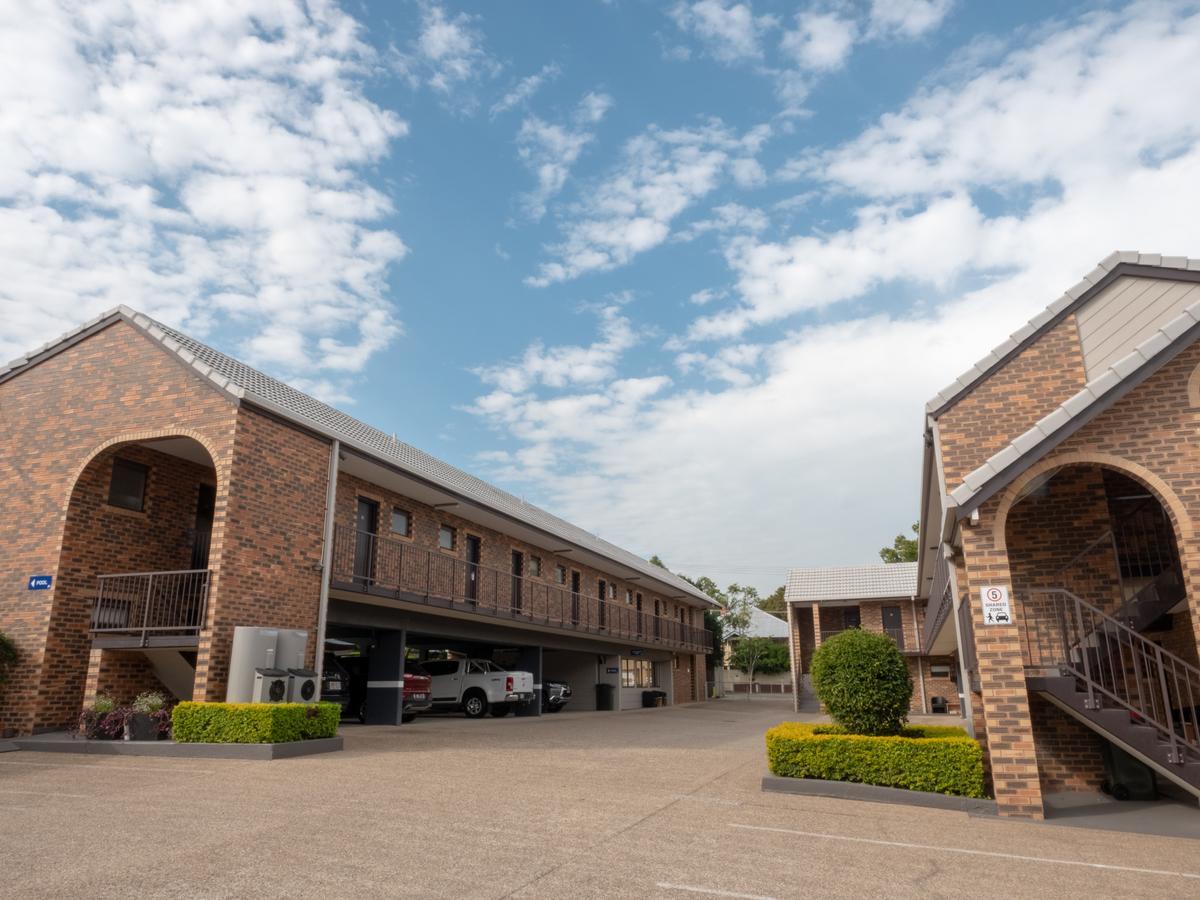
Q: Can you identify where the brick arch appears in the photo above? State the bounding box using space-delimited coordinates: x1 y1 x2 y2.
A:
63 428 226 502
991 450 1193 555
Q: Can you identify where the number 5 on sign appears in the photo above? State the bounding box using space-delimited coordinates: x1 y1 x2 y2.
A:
980 586 1011 626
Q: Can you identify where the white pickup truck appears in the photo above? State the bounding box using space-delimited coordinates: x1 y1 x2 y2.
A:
421 658 536 718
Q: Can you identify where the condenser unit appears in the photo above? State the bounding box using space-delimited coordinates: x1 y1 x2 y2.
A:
252 667 290 703
287 667 319 703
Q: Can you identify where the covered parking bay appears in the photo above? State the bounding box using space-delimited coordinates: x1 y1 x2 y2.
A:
324 596 666 724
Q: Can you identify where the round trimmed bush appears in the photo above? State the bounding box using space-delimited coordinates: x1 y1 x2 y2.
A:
810 629 912 735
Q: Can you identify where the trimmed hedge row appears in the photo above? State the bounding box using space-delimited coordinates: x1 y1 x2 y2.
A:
765 722 986 798
172 702 340 744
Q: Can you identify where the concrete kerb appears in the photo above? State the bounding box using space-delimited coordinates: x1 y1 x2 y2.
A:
762 773 998 815
12 733 343 759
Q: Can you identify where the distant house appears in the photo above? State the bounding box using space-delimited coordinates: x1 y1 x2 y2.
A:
722 605 792 694
783 562 960 715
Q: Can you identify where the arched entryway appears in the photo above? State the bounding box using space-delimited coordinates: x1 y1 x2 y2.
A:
1000 461 1200 799
35 436 221 730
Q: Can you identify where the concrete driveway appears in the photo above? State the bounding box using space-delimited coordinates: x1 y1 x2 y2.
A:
1 698 1198 898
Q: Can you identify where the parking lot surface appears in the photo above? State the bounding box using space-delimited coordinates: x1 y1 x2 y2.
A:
2 698 1198 898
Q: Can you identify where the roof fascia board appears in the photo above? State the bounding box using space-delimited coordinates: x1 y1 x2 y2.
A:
955 313 1200 518
927 263 1200 419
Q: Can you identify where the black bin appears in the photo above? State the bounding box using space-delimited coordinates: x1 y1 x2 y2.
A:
595 683 616 711
1101 742 1157 801
930 696 948 714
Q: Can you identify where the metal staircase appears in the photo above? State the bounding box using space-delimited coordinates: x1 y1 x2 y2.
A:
1022 587 1200 799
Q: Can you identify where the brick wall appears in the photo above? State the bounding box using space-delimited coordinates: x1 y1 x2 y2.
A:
83 648 172 708
1029 695 1106 793
0 320 237 735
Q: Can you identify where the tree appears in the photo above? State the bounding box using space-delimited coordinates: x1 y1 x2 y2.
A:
649 554 668 569
879 522 919 563
810 629 913 735
729 637 789 692
757 585 786 618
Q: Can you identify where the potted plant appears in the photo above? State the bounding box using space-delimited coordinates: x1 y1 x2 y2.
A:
126 691 171 741
78 695 126 740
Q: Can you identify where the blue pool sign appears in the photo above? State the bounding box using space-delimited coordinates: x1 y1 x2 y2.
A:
27 575 53 591
606 666 619 674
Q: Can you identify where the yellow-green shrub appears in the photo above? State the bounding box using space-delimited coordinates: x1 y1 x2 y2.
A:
765 722 986 798
172 702 340 744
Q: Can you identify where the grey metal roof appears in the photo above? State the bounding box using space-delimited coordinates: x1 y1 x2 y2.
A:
730 606 790 639
926 252 1200 415
1 306 715 607
784 562 918 603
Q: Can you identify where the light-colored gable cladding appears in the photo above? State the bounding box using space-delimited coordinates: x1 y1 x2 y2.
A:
785 562 917 603
1075 276 1200 379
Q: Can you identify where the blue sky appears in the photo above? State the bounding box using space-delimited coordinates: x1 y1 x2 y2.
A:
6 0 1200 591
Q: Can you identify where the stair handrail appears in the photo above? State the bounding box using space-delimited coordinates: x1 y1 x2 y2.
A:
1026 587 1200 764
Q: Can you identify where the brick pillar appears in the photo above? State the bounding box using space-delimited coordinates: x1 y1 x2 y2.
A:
961 505 1044 819
787 604 801 711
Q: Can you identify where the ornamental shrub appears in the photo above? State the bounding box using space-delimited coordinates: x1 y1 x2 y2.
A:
172 702 340 744
765 722 986 798
810 628 912 735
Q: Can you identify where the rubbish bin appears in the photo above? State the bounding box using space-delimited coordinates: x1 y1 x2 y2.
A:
642 690 667 708
595 683 616 711
1100 741 1157 801
930 696 948 714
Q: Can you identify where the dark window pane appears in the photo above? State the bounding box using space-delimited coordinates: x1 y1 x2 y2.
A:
108 458 148 511
391 509 411 536
439 525 455 550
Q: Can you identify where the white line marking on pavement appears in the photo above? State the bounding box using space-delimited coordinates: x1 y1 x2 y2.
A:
730 823 1200 881
0 760 214 774
656 883 778 900
0 789 89 799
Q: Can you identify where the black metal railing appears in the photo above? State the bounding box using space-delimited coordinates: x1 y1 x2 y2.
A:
1021 587 1200 765
90 569 210 645
331 525 712 654
884 625 906 649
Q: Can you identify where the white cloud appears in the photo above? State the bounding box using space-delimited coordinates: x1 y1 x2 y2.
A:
0 0 408 395
528 120 771 285
668 0 778 63
675 202 769 242
392 2 500 112
868 0 955 39
469 1 1200 589
780 12 858 72
490 63 562 118
516 92 614 220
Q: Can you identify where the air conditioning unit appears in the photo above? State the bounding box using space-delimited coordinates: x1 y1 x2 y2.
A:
287 667 319 703
252 667 290 703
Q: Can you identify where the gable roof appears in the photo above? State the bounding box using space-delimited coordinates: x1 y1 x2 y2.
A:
926 252 1200 417
938 254 1200 517
1 307 716 607
732 605 790 639
784 562 917 603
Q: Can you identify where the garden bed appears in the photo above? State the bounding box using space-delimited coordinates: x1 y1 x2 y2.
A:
765 722 986 799
12 732 342 759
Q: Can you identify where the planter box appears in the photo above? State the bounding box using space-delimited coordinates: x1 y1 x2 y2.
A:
13 732 342 759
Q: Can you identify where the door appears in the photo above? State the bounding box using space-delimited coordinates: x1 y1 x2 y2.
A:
354 498 379 584
466 535 481 602
510 550 523 612
653 599 661 639
636 593 643 636
598 579 607 629
571 571 581 624
882 605 904 649
190 483 216 570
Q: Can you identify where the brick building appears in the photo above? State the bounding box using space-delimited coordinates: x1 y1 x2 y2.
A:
0 308 714 736
913 251 1200 817
784 562 961 716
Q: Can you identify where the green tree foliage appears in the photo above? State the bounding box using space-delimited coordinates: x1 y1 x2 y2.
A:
879 522 919 563
649 554 668 569
810 629 913 735
730 637 790 678
757 585 786 618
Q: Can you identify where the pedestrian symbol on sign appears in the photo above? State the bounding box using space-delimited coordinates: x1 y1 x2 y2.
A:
980 585 1011 626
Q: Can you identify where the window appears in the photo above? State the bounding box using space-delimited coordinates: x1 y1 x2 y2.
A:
609 583 616 600
931 664 952 679
108 458 148 511
555 565 566 585
438 524 455 550
529 556 542 578
391 508 411 537
621 658 656 688
626 589 633 605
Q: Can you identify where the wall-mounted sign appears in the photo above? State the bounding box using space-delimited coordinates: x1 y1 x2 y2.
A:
629 648 645 657
980 586 1011 626
27 575 52 591
606 667 619 674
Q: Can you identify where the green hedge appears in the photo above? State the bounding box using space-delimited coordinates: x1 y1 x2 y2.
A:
766 722 986 798
172 702 340 744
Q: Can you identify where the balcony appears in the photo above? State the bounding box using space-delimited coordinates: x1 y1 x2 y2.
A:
330 525 712 655
89 569 210 648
